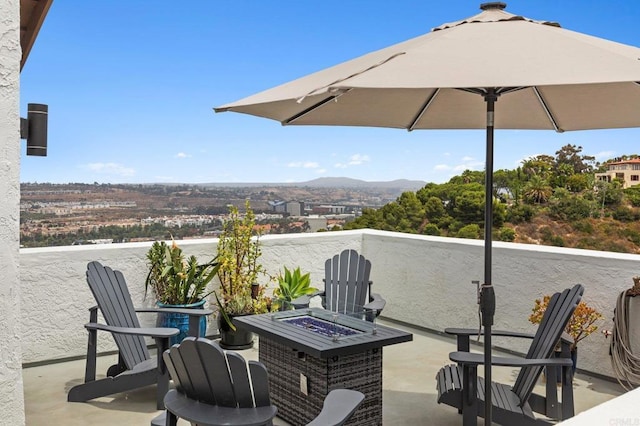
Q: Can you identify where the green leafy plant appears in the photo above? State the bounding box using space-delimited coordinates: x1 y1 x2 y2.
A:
145 239 219 305
274 266 317 308
529 295 603 351
215 201 272 330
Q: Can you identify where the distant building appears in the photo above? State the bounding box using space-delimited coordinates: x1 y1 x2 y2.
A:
285 201 304 216
312 205 346 214
269 200 287 213
269 200 304 216
596 159 640 188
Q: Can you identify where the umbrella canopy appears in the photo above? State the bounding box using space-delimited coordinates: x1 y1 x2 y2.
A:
215 3 640 424
215 4 640 131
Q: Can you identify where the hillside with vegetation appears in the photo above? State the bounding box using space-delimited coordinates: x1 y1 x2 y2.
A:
344 145 640 254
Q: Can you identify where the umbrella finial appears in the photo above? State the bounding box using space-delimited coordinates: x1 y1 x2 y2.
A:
480 2 507 11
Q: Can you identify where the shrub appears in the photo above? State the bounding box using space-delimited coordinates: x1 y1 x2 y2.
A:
548 194 594 221
540 226 564 247
456 224 480 239
498 227 516 242
624 187 640 207
612 207 637 222
620 229 640 246
572 220 593 234
447 220 464 234
506 204 535 224
423 223 441 236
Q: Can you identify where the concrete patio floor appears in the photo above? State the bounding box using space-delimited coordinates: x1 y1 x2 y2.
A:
23 320 624 425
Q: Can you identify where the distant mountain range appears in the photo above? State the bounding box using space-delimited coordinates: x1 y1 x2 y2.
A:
198 177 427 190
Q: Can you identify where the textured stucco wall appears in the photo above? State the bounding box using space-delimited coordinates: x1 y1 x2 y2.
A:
362 230 640 379
0 0 25 424
20 229 640 380
19 231 363 364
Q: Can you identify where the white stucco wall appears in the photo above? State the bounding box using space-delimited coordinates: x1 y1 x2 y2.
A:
361 230 640 379
0 0 25 424
19 231 363 363
19 229 640 381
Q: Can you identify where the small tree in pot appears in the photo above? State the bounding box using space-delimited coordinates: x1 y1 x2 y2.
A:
215 201 272 348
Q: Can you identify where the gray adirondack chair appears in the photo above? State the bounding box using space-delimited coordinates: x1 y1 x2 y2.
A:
436 284 584 426
294 249 385 320
67 261 212 409
152 337 365 426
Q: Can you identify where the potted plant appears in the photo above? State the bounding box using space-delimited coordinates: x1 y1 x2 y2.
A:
145 239 219 344
529 294 604 377
273 266 317 311
215 201 272 349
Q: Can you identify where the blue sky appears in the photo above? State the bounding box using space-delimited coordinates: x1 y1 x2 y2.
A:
20 1 640 185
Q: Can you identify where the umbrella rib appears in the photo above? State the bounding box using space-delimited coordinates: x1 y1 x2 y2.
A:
533 86 563 132
497 86 526 95
408 89 440 131
283 90 351 125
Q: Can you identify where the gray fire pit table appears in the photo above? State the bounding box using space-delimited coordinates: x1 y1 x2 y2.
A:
234 308 413 426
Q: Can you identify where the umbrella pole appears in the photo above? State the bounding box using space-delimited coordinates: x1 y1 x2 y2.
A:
481 88 497 426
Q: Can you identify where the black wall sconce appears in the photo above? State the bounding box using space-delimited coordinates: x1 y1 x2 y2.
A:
20 103 48 156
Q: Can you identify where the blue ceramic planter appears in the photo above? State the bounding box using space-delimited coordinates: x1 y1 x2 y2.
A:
157 300 207 345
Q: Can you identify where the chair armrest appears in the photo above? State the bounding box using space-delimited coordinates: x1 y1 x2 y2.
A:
364 293 386 315
135 307 213 317
84 322 179 339
290 295 310 308
307 389 365 426
449 351 574 368
445 328 535 340
290 290 327 309
445 328 536 352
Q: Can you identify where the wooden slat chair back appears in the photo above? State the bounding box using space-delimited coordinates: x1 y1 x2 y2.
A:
436 284 584 425
162 337 277 426
86 261 149 370
325 249 372 314
157 338 365 426
511 284 583 405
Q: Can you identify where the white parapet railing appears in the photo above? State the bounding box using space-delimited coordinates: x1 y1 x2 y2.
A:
557 386 640 425
20 229 640 381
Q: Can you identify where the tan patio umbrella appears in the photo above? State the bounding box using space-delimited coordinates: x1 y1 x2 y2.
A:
215 3 640 423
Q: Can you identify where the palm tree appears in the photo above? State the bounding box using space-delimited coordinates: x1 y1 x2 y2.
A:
524 175 553 204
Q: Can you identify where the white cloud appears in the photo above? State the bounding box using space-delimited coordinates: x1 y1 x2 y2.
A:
348 154 370 165
594 150 616 161
316 168 327 174
83 162 135 177
287 161 320 169
175 152 191 159
433 156 483 174
334 154 370 169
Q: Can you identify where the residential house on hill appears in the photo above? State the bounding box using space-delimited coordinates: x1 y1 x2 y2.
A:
596 158 640 188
